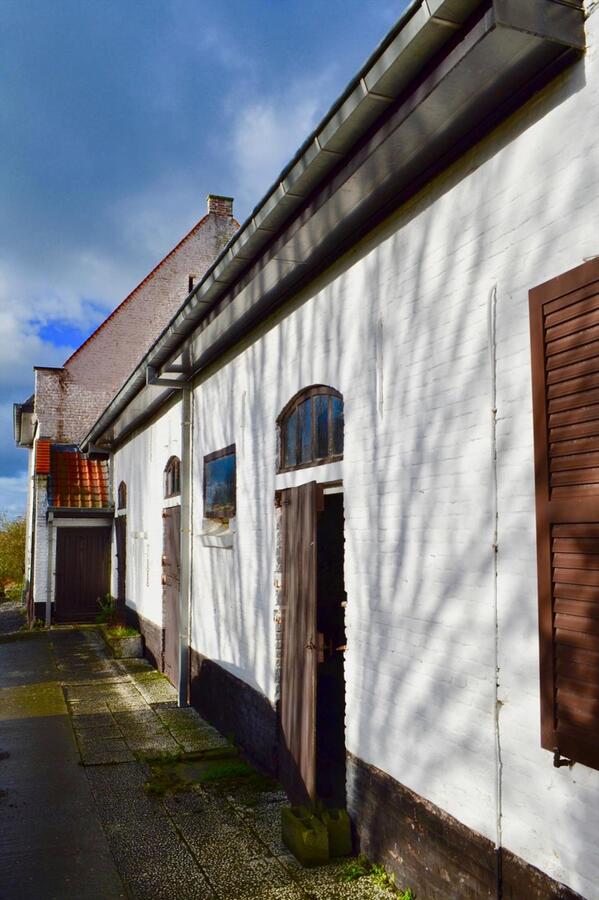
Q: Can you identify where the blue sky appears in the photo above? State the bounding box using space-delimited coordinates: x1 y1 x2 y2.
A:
0 0 410 515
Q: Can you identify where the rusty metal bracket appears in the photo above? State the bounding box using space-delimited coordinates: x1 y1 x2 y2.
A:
553 749 573 768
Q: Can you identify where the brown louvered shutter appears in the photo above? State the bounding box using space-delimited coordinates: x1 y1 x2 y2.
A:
530 258 599 770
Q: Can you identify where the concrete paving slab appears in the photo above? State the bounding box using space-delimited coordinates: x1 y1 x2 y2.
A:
85 762 168 824
77 735 135 765
0 636 126 900
1 628 398 900
201 854 296 900
101 822 216 900
130 673 177 706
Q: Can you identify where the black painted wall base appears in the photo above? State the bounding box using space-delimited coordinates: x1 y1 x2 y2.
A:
33 601 46 623
125 606 163 671
346 753 585 900
189 647 278 774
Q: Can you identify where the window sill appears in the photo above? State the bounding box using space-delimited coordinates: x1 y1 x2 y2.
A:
198 517 236 549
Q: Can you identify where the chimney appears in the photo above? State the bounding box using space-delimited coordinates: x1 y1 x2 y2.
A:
207 194 234 217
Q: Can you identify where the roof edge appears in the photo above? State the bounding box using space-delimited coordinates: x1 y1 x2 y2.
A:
64 209 239 368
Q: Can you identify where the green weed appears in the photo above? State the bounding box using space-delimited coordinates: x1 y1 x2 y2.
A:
95 593 124 626
342 854 414 897
104 624 138 639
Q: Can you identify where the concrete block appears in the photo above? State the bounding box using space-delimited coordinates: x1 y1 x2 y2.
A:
281 806 329 867
319 808 352 857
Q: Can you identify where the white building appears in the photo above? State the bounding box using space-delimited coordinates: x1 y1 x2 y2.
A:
22 1 599 896
13 196 238 624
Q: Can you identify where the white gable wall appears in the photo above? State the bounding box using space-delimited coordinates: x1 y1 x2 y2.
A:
112 13 599 897
112 400 181 625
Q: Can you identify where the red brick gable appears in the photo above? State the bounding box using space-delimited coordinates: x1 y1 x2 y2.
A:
64 209 239 369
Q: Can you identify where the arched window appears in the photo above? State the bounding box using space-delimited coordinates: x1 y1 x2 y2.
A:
117 481 127 510
278 385 343 472
164 456 181 498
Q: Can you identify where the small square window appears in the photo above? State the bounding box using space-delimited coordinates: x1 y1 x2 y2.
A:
204 444 236 519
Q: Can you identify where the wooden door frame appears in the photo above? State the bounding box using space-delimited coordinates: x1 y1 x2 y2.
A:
115 514 127 618
276 478 343 804
161 504 181 686
53 524 111 623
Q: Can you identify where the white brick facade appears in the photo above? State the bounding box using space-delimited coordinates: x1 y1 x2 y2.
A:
112 13 599 897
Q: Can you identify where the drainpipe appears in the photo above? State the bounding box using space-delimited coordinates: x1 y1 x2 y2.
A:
46 510 54 628
488 284 503 899
178 385 193 707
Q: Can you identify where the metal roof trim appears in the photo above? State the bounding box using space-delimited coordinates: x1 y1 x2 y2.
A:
81 0 585 451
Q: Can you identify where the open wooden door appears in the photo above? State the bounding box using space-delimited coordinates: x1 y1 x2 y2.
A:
279 481 318 805
162 506 181 687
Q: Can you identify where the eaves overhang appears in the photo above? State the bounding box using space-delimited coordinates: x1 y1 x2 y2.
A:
13 397 35 448
82 0 585 450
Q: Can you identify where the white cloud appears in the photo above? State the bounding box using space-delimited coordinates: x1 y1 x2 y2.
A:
0 310 73 394
228 74 335 213
0 473 28 519
112 175 211 263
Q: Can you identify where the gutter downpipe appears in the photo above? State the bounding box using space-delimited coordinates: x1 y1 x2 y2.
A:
46 510 54 628
178 384 193 707
488 283 503 899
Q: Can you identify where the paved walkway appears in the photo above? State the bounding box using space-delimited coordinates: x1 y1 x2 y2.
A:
0 628 396 900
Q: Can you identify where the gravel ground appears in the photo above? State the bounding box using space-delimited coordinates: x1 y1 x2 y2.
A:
0 596 26 635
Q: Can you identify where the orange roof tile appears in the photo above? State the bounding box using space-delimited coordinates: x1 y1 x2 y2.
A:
35 440 51 475
49 447 110 509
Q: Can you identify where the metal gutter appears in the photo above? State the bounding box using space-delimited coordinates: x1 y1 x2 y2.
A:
13 397 34 447
80 0 484 449
82 0 585 450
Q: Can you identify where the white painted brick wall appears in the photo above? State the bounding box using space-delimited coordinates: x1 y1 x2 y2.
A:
32 476 49 608
111 401 181 624
112 14 599 897
23 446 36 591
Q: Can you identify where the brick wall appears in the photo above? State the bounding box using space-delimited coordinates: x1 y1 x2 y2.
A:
34 199 237 445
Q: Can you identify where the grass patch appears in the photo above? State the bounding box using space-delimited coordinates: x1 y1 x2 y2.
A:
144 765 186 796
141 751 277 799
343 855 414 897
196 759 254 782
104 625 139 639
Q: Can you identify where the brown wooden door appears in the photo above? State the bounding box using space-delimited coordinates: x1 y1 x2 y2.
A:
115 516 127 615
55 527 111 623
162 506 181 687
530 258 599 770
279 482 318 805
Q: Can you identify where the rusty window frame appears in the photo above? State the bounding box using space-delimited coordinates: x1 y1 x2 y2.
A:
164 456 181 499
203 443 236 519
277 385 343 473
117 481 127 510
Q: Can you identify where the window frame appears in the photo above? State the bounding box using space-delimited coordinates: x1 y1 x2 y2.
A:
277 385 344 473
117 481 127 510
529 257 599 772
203 443 236 520
163 456 181 499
